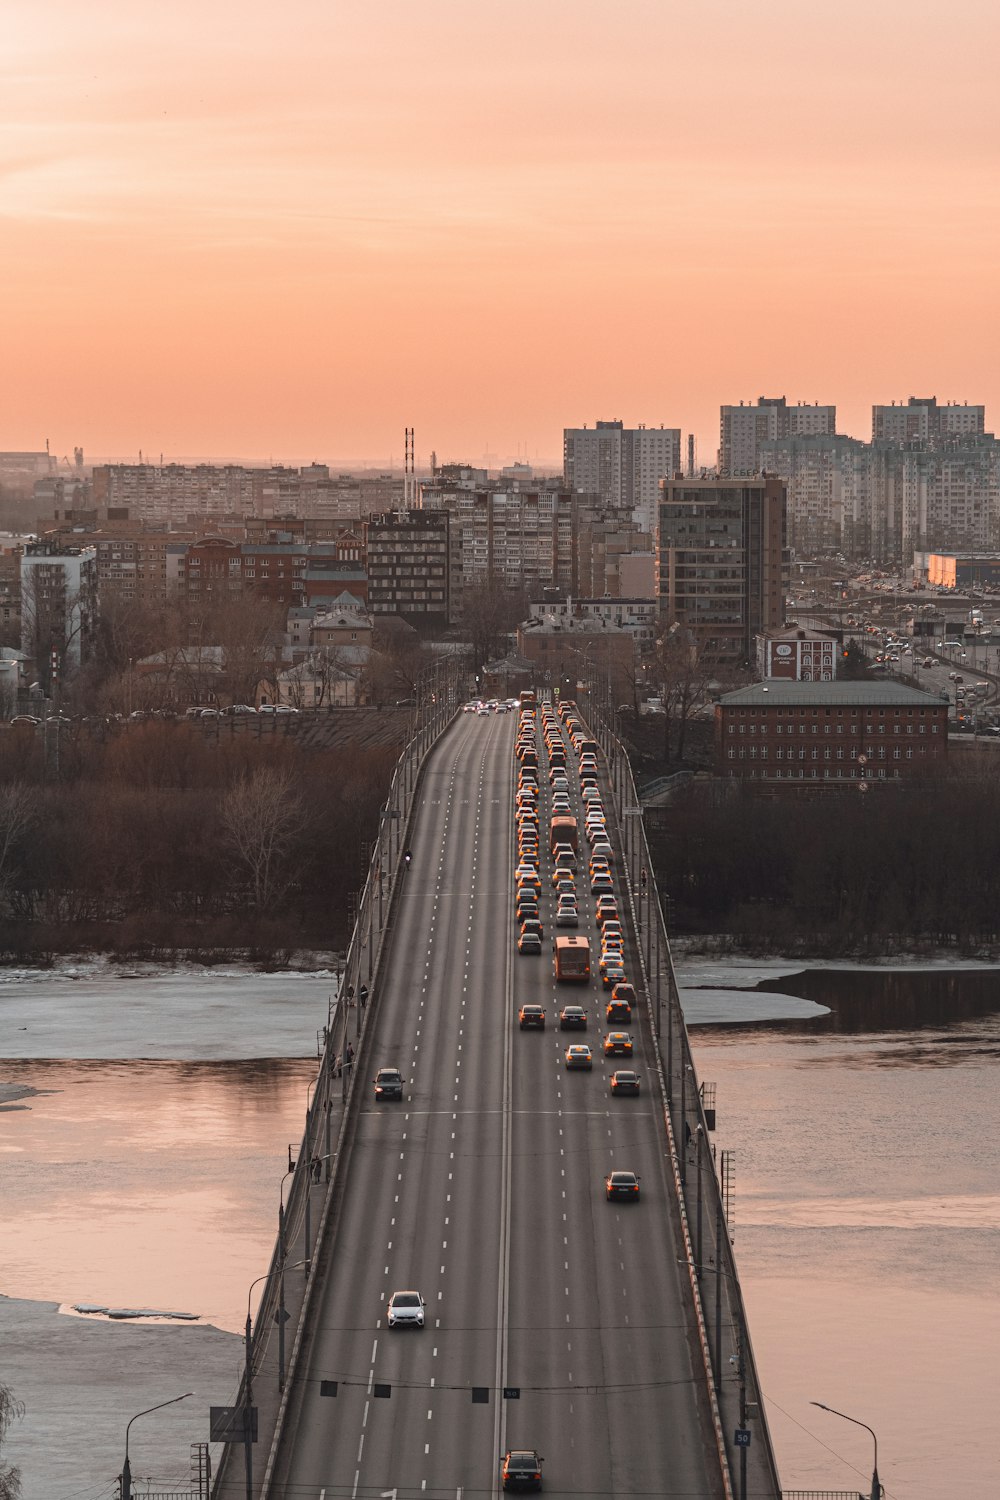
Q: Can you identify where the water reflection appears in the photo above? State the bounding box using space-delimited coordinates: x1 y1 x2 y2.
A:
751 965 1000 1035
689 968 1000 1500
0 1056 316 1333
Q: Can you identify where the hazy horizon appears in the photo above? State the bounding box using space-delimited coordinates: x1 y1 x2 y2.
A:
5 0 999 473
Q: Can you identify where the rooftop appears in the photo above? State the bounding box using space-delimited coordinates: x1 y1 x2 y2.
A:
718 681 950 708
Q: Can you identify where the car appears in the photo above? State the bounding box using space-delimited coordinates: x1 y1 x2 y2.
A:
610 1070 641 1096
517 906 540 929
374 1067 405 1101
521 917 544 939
555 906 578 927
605 1169 640 1201
590 840 614 862
553 874 576 896
10 715 40 726
518 931 542 955
551 798 572 815
581 786 602 803
591 874 614 895
596 905 619 927
601 920 623 944
553 851 577 873
611 982 636 1008
518 1005 545 1029
606 997 632 1025
501 1449 544 1491
559 1005 587 1030
565 1043 593 1070
515 870 541 894
604 1031 633 1056
387 1289 425 1327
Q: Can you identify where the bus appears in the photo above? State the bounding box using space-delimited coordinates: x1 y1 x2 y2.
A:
554 936 590 983
519 689 537 709
549 814 578 853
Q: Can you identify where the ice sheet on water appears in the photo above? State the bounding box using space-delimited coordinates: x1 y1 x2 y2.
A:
680 987 829 1024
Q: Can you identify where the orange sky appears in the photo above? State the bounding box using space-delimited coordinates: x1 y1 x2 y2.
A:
4 0 1000 471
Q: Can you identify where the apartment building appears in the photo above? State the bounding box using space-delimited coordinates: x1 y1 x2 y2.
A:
715 680 948 785
575 511 654 598
20 540 98 683
563 421 682 533
92 463 404 527
657 477 788 663
758 432 871 556
420 483 579 610
720 398 836 475
177 539 366 610
366 509 450 625
872 397 985 444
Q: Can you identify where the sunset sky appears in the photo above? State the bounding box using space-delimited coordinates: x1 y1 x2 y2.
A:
4 0 1000 471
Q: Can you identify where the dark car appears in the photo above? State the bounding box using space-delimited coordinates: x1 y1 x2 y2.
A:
518 1005 545 1030
606 998 632 1025
610 1070 641 1096
559 1005 587 1030
502 1449 544 1491
373 1068 404 1101
605 1169 641 1200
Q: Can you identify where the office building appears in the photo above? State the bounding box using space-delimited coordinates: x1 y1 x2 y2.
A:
657 477 788 663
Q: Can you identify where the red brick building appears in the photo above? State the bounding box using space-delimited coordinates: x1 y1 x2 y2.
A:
715 680 949 785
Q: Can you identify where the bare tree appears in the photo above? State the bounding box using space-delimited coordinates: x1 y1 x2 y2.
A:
650 624 721 763
220 766 307 910
0 1381 24 1500
0 783 35 911
461 574 528 669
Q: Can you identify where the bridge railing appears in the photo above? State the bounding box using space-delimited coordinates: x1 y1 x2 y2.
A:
588 694 784 1500
211 655 467 1499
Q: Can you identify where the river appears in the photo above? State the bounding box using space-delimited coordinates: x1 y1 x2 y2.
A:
2 959 998 1498
682 956 1000 1500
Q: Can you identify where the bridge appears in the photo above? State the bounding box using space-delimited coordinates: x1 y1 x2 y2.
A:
211 684 787 1500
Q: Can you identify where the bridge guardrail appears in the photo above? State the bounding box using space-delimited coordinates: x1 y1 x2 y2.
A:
211 655 468 1499
588 694 784 1500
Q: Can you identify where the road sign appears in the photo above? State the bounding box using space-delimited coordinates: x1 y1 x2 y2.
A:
734 1428 751 1447
503 1387 521 1399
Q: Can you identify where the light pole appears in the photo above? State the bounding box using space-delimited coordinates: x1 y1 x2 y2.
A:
121 1392 193 1500
810 1400 882 1500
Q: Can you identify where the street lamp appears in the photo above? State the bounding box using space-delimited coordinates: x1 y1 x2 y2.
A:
810 1400 882 1500
121 1392 193 1500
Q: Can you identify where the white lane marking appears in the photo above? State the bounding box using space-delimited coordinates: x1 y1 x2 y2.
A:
357 1433 365 1462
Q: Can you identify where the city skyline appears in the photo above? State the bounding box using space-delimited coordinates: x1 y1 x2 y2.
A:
5 0 1000 469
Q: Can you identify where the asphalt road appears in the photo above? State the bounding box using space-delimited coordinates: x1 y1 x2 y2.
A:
268 709 721 1500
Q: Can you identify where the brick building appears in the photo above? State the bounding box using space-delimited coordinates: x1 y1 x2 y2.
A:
715 680 949 785
755 626 839 681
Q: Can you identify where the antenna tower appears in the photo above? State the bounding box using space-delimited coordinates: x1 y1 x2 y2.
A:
404 427 416 507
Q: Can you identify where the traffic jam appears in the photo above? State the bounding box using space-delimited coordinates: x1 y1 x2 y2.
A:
512 690 643 1124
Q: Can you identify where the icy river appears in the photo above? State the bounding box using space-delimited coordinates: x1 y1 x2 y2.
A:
1 958 998 1498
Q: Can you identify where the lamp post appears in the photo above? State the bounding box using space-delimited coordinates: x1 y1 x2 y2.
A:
810 1400 882 1500
121 1392 193 1500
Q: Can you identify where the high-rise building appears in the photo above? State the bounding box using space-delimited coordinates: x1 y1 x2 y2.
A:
758 433 871 557
657 477 788 662
563 421 682 533
720 398 836 475
872 397 985 444
420 480 580 609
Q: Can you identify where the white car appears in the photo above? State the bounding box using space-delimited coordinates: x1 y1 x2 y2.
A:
387 1290 425 1328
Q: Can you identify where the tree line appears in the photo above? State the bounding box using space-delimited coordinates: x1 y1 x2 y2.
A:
0 723 399 963
648 759 1000 955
